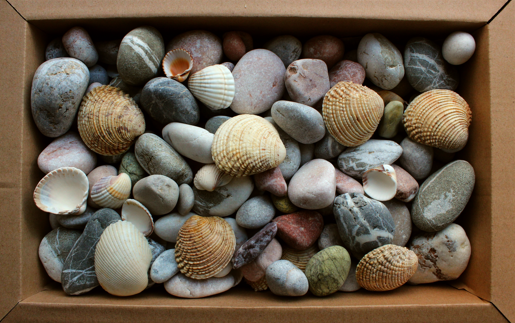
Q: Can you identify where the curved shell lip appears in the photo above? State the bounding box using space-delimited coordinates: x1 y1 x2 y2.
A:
362 165 397 201
121 199 154 236
188 64 235 110
193 164 233 192
91 173 132 209
162 49 193 82
33 167 89 216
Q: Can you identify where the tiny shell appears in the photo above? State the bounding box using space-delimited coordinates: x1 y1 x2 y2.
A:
245 276 268 291
281 244 319 272
193 164 233 192
121 199 154 236
323 82 385 147
356 244 418 291
34 167 89 216
162 49 193 82
362 165 397 201
212 114 286 177
95 221 153 296
91 173 131 209
188 64 235 110
403 89 472 152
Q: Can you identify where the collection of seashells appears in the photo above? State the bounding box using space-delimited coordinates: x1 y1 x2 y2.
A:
33 26 475 298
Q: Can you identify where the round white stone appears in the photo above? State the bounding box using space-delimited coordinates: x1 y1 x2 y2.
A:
442 32 476 65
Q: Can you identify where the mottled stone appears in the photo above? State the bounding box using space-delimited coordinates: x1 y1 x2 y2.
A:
392 164 419 203
378 101 404 139
236 196 276 229
95 39 121 65
119 151 146 188
329 60 366 87
335 169 364 195
271 101 325 144
165 272 238 298
285 59 330 107
442 32 476 65
56 206 95 230
271 195 298 214
221 62 235 72
205 116 231 134
87 165 118 208
150 249 179 283
223 31 253 62
266 260 309 297
254 167 287 197
225 218 248 247
399 137 434 180
133 175 179 216
383 199 412 247
339 258 360 292
412 160 475 232
318 224 344 250
299 144 314 166
302 35 344 69
162 123 213 163
177 184 194 216
154 212 195 243
45 38 68 60
62 27 98 67
306 246 351 296
167 30 222 74
265 35 302 67
241 239 282 282
233 222 277 269
39 227 82 283
273 211 324 250
314 132 346 159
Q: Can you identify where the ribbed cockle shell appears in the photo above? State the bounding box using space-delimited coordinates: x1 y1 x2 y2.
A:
194 164 233 191
403 89 471 152
91 173 131 209
212 114 286 177
175 215 236 279
323 81 384 147
188 64 235 110
356 244 418 291
281 245 319 272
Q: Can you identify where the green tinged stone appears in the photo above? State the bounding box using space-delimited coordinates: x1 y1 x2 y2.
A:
119 151 147 188
305 245 351 296
378 101 404 139
271 195 298 214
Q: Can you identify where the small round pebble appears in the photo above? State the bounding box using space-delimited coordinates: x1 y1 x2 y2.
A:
95 39 121 65
88 65 109 85
133 175 179 216
39 227 82 283
162 123 213 163
45 38 68 60
154 212 195 243
205 116 231 134
55 206 95 230
284 59 330 107
87 165 118 208
399 137 434 180
223 31 253 62
305 246 351 296
314 132 346 159
62 27 98 67
167 30 222 74
329 60 366 87
302 35 344 69
339 259 360 292
442 32 476 65
378 101 404 139
264 35 302 67
236 196 275 229
150 249 179 283
318 224 344 250
271 101 325 144
266 260 309 297
119 151 146 188
177 184 194 216
382 199 412 247
273 211 324 250
299 144 314 166
271 195 298 214
254 167 287 197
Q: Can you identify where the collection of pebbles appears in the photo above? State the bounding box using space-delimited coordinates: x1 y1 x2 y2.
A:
35 26 476 298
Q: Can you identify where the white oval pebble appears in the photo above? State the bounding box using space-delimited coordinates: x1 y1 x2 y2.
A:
164 272 237 298
442 32 476 65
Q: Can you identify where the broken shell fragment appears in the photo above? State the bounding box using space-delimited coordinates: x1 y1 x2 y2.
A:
245 276 268 292
121 199 154 236
362 165 397 201
162 49 193 82
188 64 235 110
91 173 131 209
281 244 319 272
193 164 233 192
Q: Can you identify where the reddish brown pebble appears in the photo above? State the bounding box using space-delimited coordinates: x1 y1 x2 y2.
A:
273 211 324 250
285 59 330 107
302 35 345 69
329 60 366 87
254 167 287 197
223 31 253 62
392 164 419 202
335 169 364 195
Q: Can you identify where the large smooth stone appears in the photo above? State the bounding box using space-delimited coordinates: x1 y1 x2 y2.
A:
288 159 336 210
271 101 325 144
305 246 351 296
39 227 82 283
61 208 120 295
411 160 475 232
302 35 345 69
357 33 404 90
150 249 179 283
162 123 213 163
404 37 459 92
264 35 302 67
334 193 395 259
442 32 476 65
383 199 412 247
273 211 324 250
62 27 98 67
135 133 193 185
56 205 95 230
284 59 330 107
314 132 346 159
231 49 286 114
254 167 287 197
140 78 199 125
236 196 275 229
241 239 282 282
337 139 403 179
154 212 195 243
31 58 89 137
117 26 165 86
399 137 434 180
266 260 309 297
133 175 179 216
192 176 254 217
409 223 471 284
119 151 146 188
165 272 238 298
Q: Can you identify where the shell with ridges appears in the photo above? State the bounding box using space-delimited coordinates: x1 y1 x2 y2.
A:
356 244 418 291
77 85 145 156
91 173 131 209
245 276 268 291
212 114 286 177
175 215 236 279
403 89 471 152
33 167 88 216
281 244 319 272
121 199 154 236
95 220 152 296
362 165 397 201
162 49 193 82
194 164 233 192
323 81 384 147
188 64 235 110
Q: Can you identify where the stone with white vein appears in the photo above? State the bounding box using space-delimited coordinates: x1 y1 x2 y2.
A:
39 227 82 283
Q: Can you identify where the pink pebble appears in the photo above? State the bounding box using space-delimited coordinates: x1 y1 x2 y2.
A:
223 31 253 62
329 60 366 87
392 164 419 202
240 239 282 282
273 211 324 250
335 169 364 195
62 27 98 67
284 59 330 107
254 167 287 197
302 35 345 69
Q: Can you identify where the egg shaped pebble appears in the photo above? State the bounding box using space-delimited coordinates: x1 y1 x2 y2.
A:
305 246 351 296
266 260 309 297
442 32 476 65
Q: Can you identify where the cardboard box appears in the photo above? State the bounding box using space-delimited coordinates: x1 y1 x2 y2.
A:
1 0 514 321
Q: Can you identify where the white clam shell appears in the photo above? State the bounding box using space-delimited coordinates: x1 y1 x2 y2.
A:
95 221 152 296
362 165 397 201
121 199 154 236
91 173 131 209
188 64 235 110
162 49 193 82
193 164 233 192
33 167 89 215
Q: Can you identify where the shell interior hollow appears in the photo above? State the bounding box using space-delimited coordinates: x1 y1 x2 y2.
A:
162 49 193 82
363 165 397 201
121 199 154 236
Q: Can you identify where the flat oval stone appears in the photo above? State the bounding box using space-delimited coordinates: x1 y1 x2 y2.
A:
133 175 179 216
318 223 344 250
404 37 459 92
329 60 366 87
150 249 179 283
399 137 434 180
140 77 199 125
314 132 346 159
225 217 248 247
392 164 419 203
56 205 95 230
236 195 276 229
334 193 394 259
87 165 118 208
305 246 351 296
177 184 194 215
412 160 475 232
378 101 404 139
271 101 325 144
95 39 121 65
233 222 277 269
357 33 404 90
135 133 193 185
154 212 195 243
162 123 213 163
62 27 98 67
45 38 68 60
266 260 309 297
118 26 165 86
264 35 302 67
254 167 287 197
39 227 82 283
409 223 471 284
299 143 314 166
288 159 336 210
383 199 412 247
442 32 476 65
339 258 360 292
335 169 364 195
88 65 108 85
284 59 330 107
31 58 89 137
273 211 324 250
231 49 286 114
337 139 403 179
38 132 97 174
302 35 345 69
165 272 237 298
205 116 231 134
119 151 146 188
223 31 253 62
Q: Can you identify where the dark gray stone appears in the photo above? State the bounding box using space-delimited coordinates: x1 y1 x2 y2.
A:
264 35 302 67
88 65 109 85
314 132 346 159
45 38 68 60
119 151 147 188
39 227 82 283
95 39 121 65
56 206 95 230
147 238 166 285
205 116 231 134
266 118 301 181
271 101 325 144
233 222 277 269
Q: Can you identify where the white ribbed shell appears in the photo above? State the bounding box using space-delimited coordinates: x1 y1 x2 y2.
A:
95 221 152 296
121 199 154 236
91 173 131 209
162 49 193 82
193 164 233 191
188 64 235 110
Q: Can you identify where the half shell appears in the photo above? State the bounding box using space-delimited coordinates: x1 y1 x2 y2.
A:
175 215 236 279
162 49 193 82
77 85 145 156
281 244 319 272
33 167 88 215
356 244 418 291
245 276 268 292
188 64 235 110
323 81 384 147
91 173 131 209
95 221 152 296
194 164 233 191
121 199 154 236
362 165 397 201
212 114 286 177
403 89 472 152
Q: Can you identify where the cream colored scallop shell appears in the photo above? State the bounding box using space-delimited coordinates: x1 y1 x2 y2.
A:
356 244 418 291
188 64 235 110
212 114 286 177
403 89 472 152
245 276 268 292
95 220 152 296
175 215 236 280
281 245 319 272
33 167 89 216
162 49 193 82
362 165 397 201
91 173 131 209
323 81 384 147
121 199 154 236
77 85 145 156
193 164 233 192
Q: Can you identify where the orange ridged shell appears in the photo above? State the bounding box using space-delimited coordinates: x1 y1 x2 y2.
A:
323 82 384 147
175 215 236 279
403 89 472 152
245 276 268 292
280 245 318 272
77 85 145 156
